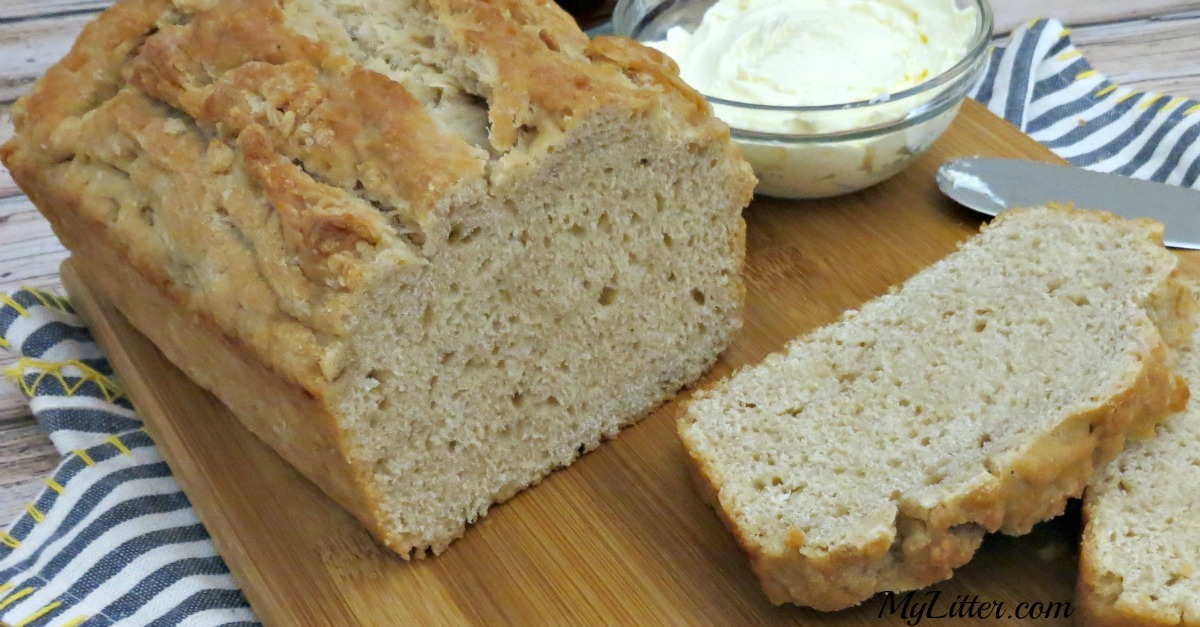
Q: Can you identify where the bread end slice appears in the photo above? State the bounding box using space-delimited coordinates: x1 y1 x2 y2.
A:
1080 286 1200 627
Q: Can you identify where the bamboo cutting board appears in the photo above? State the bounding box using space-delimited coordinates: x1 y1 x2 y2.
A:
60 100 1199 626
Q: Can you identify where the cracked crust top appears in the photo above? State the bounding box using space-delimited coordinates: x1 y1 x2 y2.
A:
1 0 734 398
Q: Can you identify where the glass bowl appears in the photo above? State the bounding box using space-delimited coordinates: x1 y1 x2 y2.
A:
613 0 994 199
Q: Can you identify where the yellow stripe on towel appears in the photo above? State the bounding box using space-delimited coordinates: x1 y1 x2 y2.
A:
13 601 63 627
0 294 30 318
1075 69 1099 81
1163 96 1187 112
3 358 126 404
74 449 96 467
1115 91 1139 105
0 587 34 610
1096 84 1119 98
0 531 20 549
24 288 63 312
24 505 44 524
1138 94 1165 110
44 478 65 495
107 434 133 457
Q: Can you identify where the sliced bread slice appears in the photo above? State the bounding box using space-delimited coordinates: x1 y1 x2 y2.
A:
1080 285 1200 627
679 206 1195 610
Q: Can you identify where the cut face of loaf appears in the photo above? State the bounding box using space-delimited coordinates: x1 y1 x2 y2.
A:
680 207 1195 610
1 0 755 554
1080 285 1200 627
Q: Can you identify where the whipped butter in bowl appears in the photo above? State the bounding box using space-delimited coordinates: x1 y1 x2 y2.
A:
615 0 993 198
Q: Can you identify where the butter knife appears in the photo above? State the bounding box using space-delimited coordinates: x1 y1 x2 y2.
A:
937 157 1200 250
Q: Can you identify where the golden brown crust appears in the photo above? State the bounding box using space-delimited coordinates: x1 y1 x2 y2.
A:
237 126 402 292
126 0 485 236
585 35 713 125
5 0 174 157
429 0 728 152
6 86 348 393
432 0 607 151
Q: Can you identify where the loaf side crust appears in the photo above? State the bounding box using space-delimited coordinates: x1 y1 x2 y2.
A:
0 0 377 398
1 9 395 539
42 184 377 531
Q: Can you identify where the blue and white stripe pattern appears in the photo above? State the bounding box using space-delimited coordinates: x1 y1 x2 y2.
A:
973 18 1200 188
0 289 257 627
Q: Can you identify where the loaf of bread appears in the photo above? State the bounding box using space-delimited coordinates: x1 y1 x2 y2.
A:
2 0 755 555
1080 284 1200 627
679 206 1195 610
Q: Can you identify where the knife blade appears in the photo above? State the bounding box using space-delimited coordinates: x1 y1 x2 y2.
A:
936 157 1200 249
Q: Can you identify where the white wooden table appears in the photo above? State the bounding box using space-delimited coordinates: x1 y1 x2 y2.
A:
2 0 1200 524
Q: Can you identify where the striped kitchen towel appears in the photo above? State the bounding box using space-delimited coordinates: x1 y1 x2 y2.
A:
973 18 1200 188
0 289 257 627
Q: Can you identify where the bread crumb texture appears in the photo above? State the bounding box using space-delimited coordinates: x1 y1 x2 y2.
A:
1 0 755 555
680 206 1194 610
1080 283 1200 627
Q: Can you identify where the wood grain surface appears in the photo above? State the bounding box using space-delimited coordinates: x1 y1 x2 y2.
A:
54 100 1198 625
